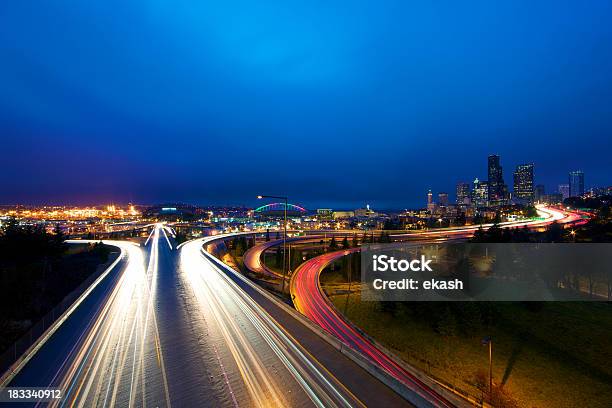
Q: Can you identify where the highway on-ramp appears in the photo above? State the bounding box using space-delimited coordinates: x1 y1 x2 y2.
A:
287 206 588 407
4 227 171 407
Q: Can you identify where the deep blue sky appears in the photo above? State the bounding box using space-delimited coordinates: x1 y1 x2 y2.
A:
1 1 611 209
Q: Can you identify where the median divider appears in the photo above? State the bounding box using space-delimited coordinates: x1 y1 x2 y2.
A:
201 234 469 408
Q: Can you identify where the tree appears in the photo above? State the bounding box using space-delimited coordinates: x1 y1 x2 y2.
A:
459 302 482 335
546 221 563 242
494 212 502 224
239 236 248 253
472 226 486 242
265 229 270 242
501 227 512 243
361 232 369 244
599 205 610 220
52 223 67 256
436 307 458 337
523 205 538 219
329 236 338 250
342 235 350 249
275 246 282 268
486 221 503 243
352 234 359 247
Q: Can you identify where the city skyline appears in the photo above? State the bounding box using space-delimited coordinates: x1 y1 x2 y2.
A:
0 154 603 211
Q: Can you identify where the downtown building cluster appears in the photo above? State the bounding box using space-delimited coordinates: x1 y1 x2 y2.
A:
427 154 597 217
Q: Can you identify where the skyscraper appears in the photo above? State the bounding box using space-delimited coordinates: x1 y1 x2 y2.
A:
487 154 508 206
535 184 545 202
427 189 435 212
472 178 489 207
558 184 570 200
456 182 471 206
513 164 534 202
569 171 584 197
438 192 449 207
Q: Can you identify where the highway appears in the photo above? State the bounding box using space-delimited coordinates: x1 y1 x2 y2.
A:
391 205 585 240
4 228 171 407
285 206 588 407
2 226 415 407
180 235 414 407
243 236 323 278
2 207 586 407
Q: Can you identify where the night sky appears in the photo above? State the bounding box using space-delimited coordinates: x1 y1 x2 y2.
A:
1 1 611 209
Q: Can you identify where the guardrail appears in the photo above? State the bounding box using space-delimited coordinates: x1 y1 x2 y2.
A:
201 235 468 407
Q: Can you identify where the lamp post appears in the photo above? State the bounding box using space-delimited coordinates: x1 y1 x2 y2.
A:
482 336 493 397
258 194 289 294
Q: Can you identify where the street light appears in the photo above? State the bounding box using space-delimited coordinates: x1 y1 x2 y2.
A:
257 194 289 294
481 336 493 397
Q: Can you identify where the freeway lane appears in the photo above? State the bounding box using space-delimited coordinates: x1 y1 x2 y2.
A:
288 206 588 407
243 236 323 278
186 235 414 407
3 225 412 407
391 205 583 240
4 231 171 407
291 250 454 408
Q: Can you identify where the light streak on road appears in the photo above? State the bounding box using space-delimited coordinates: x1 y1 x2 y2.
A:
56 226 171 407
243 236 323 278
391 205 583 239
291 249 454 407
160 226 173 250
0 243 125 389
289 206 588 407
179 236 363 408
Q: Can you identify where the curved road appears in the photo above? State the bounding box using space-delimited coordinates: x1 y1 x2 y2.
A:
286 206 587 407
3 226 414 407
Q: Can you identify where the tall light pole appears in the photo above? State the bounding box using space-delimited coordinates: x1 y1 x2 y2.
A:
482 336 493 397
257 194 289 294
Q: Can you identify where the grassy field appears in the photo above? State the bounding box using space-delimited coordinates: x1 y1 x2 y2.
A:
323 271 612 408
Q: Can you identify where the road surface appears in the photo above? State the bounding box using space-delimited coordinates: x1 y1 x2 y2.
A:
287 206 588 407
243 236 324 278
5 230 171 407
182 235 415 407
3 226 415 407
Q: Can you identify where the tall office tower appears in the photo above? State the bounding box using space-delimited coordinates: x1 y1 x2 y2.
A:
569 171 585 197
487 154 507 206
513 164 534 202
472 178 489 207
535 184 545 202
558 184 570 200
427 189 435 212
456 182 471 205
438 192 449 207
